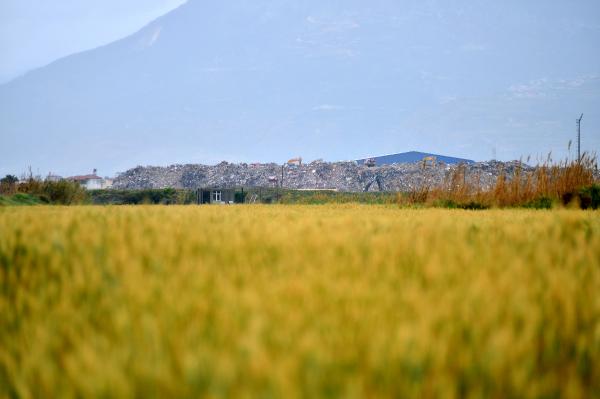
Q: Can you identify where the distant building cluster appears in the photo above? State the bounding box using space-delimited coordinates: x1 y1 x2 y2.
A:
46 169 113 190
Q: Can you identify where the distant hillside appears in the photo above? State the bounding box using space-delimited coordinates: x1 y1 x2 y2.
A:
0 0 490 176
357 151 474 166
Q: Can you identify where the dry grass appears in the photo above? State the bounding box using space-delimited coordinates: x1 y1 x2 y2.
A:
1 205 599 398
407 154 598 208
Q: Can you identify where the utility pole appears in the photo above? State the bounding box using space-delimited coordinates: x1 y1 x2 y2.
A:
577 114 583 162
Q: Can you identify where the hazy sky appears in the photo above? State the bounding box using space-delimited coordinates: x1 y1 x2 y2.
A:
0 0 599 176
0 0 186 82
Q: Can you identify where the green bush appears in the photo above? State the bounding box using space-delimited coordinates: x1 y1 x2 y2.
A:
433 199 490 210
579 185 600 210
523 197 554 210
560 185 600 210
0 175 19 195
41 180 88 205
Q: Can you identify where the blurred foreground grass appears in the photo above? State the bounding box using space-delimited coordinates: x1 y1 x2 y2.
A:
1 205 599 398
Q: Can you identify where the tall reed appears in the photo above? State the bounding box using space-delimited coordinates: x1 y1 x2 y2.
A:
405 153 598 208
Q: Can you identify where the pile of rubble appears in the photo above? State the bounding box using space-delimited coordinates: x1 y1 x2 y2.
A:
113 160 537 192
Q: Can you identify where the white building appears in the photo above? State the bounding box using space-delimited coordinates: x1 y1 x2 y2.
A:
69 169 104 190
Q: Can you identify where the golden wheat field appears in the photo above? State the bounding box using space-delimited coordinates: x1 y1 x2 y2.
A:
0 205 599 398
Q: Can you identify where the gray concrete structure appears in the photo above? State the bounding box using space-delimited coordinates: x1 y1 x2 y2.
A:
197 188 236 204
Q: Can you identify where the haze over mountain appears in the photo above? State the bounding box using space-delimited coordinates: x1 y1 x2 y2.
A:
1 0 599 177
0 0 186 84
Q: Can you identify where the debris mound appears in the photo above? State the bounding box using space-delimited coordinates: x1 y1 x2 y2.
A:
114 160 535 192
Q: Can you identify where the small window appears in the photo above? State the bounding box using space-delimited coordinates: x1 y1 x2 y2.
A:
212 190 222 203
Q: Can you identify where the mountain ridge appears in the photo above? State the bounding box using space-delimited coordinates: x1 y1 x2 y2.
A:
4 0 594 176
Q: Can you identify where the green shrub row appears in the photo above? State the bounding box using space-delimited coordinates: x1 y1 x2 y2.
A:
432 185 600 210
0 179 87 205
88 189 196 205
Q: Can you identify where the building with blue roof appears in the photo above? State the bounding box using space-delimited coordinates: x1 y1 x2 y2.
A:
356 151 474 166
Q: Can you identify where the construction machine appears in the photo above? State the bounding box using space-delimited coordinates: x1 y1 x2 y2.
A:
364 158 377 167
